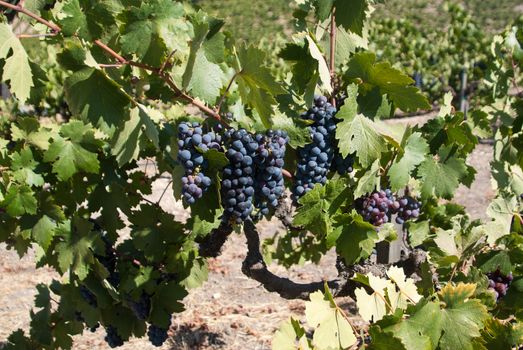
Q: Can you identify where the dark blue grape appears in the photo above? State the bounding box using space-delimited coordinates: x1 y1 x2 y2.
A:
178 122 222 204
79 285 97 308
254 130 288 217
221 128 256 224
128 293 151 320
105 325 124 348
293 96 337 200
394 195 421 224
148 324 169 347
487 269 513 301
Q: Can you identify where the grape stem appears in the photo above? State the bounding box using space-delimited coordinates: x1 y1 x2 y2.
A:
217 70 242 114
0 1 225 124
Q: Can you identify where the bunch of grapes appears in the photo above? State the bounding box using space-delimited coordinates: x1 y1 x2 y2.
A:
254 130 288 216
394 195 421 224
293 96 337 199
128 293 151 321
147 321 170 347
105 325 124 348
487 269 513 300
177 122 221 204
221 128 257 224
96 235 120 287
79 285 97 308
355 189 397 226
331 154 354 175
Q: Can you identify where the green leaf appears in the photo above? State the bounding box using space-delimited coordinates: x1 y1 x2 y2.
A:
186 51 225 103
10 148 45 187
354 159 380 198
64 68 131 134
293 178 349 237
120 0 186 65
478 318 523 349
437 283 489 350
235 45 285 127
0 23 34 103
272 318 311 350
388 132 429 191
112 106 160 166
334 212 379 264
418 155 468 199
336 110 386 167
305 35 332 93
32 215 57 251
11 117 53 150
55 217 99 279
44 132 100 181
59 0 115 41
334 0 368 35
345 52 429 113
3 184 38 216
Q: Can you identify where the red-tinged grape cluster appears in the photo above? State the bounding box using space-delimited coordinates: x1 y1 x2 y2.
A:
147 321 170 347
105 325 124 348
221 128 258 224
254 130 288 216
177 122 221 204
395 195 421 224
293 96 337 199
355 189 396 226
487 269 513 300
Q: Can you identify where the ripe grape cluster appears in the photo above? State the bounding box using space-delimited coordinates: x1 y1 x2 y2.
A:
395 195 421 224
105 325 124 348
148 321 170 347
254 130 288 216
221 129 257 224
177 122 221 204
487 269 513 300
129 293 151 320
293 96 337 199
332 154 354 174
79 285 97 308
355 189 397 226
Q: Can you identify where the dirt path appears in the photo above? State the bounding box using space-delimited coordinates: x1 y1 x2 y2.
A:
0 115 494 349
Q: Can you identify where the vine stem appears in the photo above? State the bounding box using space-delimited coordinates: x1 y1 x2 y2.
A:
0 1 223 123
0 0 61 32
329 8 337 108
217 70 242 114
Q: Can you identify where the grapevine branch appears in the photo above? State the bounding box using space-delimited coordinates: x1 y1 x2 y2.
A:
0 1 223 123
242 219 342 300
329 8 337 108
198 222 233 258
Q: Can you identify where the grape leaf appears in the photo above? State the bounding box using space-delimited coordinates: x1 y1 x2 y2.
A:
32 215 57 251
11 117 53 150
112 106 160 166
182 11 226 103
119 0 186 65
333 212 379 264
10 148 45 187
477 318 523 349
235 45 285 127
293 178 349 237
272 318 311 350
344 52 430 112
388 132 429 191
386 266 422 309
305 290 357 350
437 283 489 350
334 0 368 35
44 122 100 181
2 184 38 216
55 218 99 280
64 68 131 134
305 35 332 93
59 0 115 41
0 23 34 104
417 155 468 199
355 274 393 322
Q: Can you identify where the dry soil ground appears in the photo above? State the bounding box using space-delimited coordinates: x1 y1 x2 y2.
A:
0 115 494 350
